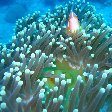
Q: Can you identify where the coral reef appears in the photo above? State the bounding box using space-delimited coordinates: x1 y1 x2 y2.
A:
0 0 112 112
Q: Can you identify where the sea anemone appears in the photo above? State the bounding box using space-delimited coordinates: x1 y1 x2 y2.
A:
0 0 112 112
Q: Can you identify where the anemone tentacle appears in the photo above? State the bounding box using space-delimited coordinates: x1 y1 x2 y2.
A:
0 0 112 112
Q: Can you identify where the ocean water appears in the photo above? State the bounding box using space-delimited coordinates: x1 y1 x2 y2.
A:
0 0 112 43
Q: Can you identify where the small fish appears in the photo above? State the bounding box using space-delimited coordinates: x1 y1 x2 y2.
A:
67 11 80 34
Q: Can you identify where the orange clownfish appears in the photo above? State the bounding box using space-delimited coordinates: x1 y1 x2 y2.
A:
67 11 80 34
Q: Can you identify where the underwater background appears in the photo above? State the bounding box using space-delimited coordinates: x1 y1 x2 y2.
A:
0 0 112 43
0 0 112 112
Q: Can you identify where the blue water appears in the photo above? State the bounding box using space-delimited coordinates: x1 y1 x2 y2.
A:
0 0 112 44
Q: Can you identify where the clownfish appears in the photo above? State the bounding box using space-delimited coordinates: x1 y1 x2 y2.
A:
67 11 80 34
